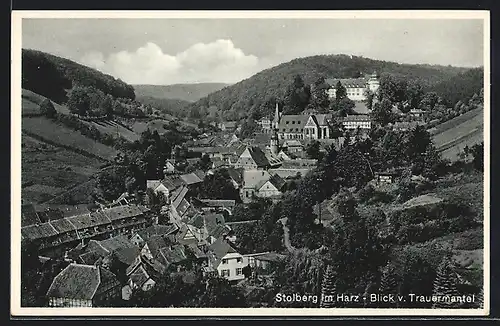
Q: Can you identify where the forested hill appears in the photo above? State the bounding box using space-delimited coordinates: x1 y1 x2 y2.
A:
22 49 136 104
134 83 229 102
187 54 477 121
426 67 484 106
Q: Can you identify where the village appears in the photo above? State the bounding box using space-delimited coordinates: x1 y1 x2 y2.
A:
20 72 447 308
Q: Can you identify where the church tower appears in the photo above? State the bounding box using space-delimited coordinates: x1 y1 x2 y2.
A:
272 102 281 129
270 125 279 156
368 71 380 93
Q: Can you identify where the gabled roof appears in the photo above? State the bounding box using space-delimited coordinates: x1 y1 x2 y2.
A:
46 264 101 300
146 235 167 258
99 234 137 252
277 115 309 132
226 167 244 184
172 186 189 210
180 171 204 185
267 174 286 191
209 238 238 260
136 224 178 241
21 222 58 241
246 147 271 167
243 169 271 189
129 265 150 288
203 213 226 236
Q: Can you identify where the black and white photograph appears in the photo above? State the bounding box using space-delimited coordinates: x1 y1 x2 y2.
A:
11 10 490 316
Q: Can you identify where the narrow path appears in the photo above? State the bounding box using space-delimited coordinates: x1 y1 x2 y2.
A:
279 217 296 253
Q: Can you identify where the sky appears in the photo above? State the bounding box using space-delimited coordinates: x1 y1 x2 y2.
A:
22 18 484 85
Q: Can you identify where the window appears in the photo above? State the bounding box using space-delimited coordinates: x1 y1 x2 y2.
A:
222 259 228 264
236 268 243 276
236 257 243 263
292 121 295 124
286 121 289 124
221 269 230 277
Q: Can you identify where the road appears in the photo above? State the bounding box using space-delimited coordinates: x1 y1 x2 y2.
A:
279 217 296 253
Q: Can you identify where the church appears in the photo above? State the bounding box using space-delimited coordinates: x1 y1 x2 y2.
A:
271 104 333 141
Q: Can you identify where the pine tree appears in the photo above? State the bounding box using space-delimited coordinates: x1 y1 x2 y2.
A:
320 265 336 308
432 255 460 308
477 287 484 308
379 263 398 308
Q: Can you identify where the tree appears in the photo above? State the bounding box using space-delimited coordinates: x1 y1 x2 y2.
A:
199 169 240 201
21 239 42 307
406 80 425 110
39 98 57 118
471 142 484 171
97 166 127 201
67 86 91 117
433 255 461 308
379 262 399 307
100 94 114 118
306 140 323 160
312 77 330 112
197 276 247 307
283 74 311 114
371 98 395 126
239 118 258 140
320 265 337 308
335 81 347 102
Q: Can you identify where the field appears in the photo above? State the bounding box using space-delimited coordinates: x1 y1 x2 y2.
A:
22 116 119 160
431 107 484 161
22 88 70 115
21 134 105 204
85 120 141 142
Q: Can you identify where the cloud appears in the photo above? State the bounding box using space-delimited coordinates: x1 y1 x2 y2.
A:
79 39 259 85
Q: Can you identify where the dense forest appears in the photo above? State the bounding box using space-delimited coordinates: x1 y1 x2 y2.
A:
22 49 136 103
133 83 229 102
186 54 477 121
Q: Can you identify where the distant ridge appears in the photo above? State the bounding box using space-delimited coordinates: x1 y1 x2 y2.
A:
134 83 230 102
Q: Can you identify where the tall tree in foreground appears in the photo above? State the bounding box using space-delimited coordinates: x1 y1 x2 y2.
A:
432 255 461 308
320 265 337 308
379 262 399 307
283 74 311 114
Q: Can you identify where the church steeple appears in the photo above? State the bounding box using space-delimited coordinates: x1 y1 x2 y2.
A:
273 102 281 129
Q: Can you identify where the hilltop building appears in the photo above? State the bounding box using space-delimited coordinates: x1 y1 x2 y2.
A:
326 72 380 101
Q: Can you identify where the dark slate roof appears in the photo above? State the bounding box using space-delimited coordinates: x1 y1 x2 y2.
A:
78 251 103 265
137 224 178 241
248 147 271 167
326 77 368 88
188 212 205 229
227 167 244 184
277 115 308 132
99 235 138 252
268 174 286 191
49 218 76 233
66 213 109 230
21 222 58 241
103 205 144 221
209 238 237 260
180 172 204 185
129 265 150 288
114 247 141 266
46 264 100 300
172 186 189 210
161 175 186 191
146 235 167 258
341 114 371 122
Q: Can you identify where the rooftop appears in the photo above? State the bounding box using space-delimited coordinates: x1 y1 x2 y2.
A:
46 264 104 300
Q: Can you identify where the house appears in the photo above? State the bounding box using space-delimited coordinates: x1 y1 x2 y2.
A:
240 169 272 203
282 140 304 154
21 205 151 257
255 174 286 200
375 171 400 184
409 108 424 118
129 224 178 248
257 117 272 133
163 160 176 174
233 146 271 170
192 198 237 216
245 252 287 271
218 121 238 132
46 264 121 307
207 239 247 282
185 212 231 245
341 114 372 130
325 72 380 101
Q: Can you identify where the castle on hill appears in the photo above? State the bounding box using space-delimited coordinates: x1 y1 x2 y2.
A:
325 71 380 102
